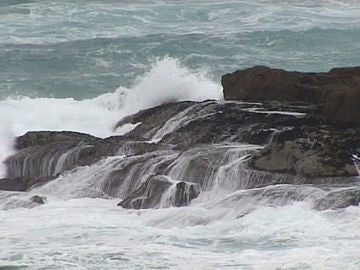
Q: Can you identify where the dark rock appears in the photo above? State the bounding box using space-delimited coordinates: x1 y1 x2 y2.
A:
222 66 360 126
120 100 309 149
174 181 200 207
118 175 172 209
250 126 360 177
0 176 53 192
118 175 200 209
6 100 352 185
115 101 195 140
30 195 46 204
15 131 97 150
100 150 178 198
118 141 173 157
6 131 125 178
4 97 359 207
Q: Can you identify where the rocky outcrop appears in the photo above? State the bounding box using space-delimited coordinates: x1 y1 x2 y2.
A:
2 130 175 193
115 101 195 140
222 66 360 178
6 131 125 178
118 175 200 209
0 176 53 191
1 96 359 210
99 150 178 198
117 100 310 149
117 100 360 178
250 126 360 177
222 66 360 126
15 131 96 150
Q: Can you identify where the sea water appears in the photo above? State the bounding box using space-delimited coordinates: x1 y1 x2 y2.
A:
0 0 360 269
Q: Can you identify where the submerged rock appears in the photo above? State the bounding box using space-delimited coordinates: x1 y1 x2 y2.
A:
314 187 360 210
1 193 47 210
30 195 46 204
210 183 360 212
222 66 360 126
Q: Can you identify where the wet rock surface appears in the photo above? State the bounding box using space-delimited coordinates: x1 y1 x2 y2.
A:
117 100 312 148
118 176 172 209
0 176 54 192
314 187 360 210
118 175 200 209
250 126 360 177
222 65 360 126
6 131 136 179
115 101 195 140
1 66 360 210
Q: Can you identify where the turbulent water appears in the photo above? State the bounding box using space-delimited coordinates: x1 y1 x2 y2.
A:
1 0 360 269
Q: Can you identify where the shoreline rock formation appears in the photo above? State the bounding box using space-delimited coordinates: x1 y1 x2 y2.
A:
222 66 360 177
1 66 359 210
222 65 360 126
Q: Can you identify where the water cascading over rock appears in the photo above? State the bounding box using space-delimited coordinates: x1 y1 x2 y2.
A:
2 66 360 210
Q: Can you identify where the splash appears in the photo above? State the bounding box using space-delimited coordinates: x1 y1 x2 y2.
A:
0 57 221 178
0 120 14 178
117 57 222 116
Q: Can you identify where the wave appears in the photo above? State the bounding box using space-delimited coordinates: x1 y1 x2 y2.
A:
0 57 222 177
2 27 360 101
2 0 360 45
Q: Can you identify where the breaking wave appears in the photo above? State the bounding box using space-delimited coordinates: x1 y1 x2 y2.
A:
0 57 222 177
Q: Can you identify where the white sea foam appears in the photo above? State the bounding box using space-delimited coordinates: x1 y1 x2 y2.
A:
116 57 222 116
0 198 358 269
0 120 14 178
0 57 221 177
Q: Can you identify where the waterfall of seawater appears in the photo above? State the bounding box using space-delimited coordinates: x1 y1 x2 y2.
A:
27 143 261 208
22 139 325 212
3 97 359 213
352 154 360 177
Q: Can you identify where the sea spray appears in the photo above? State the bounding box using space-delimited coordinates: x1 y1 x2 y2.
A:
1 57 221 138
0 120 14 178
0 57 221 174
117 57 222 117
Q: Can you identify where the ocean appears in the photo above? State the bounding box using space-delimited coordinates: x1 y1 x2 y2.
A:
0 0 360 269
